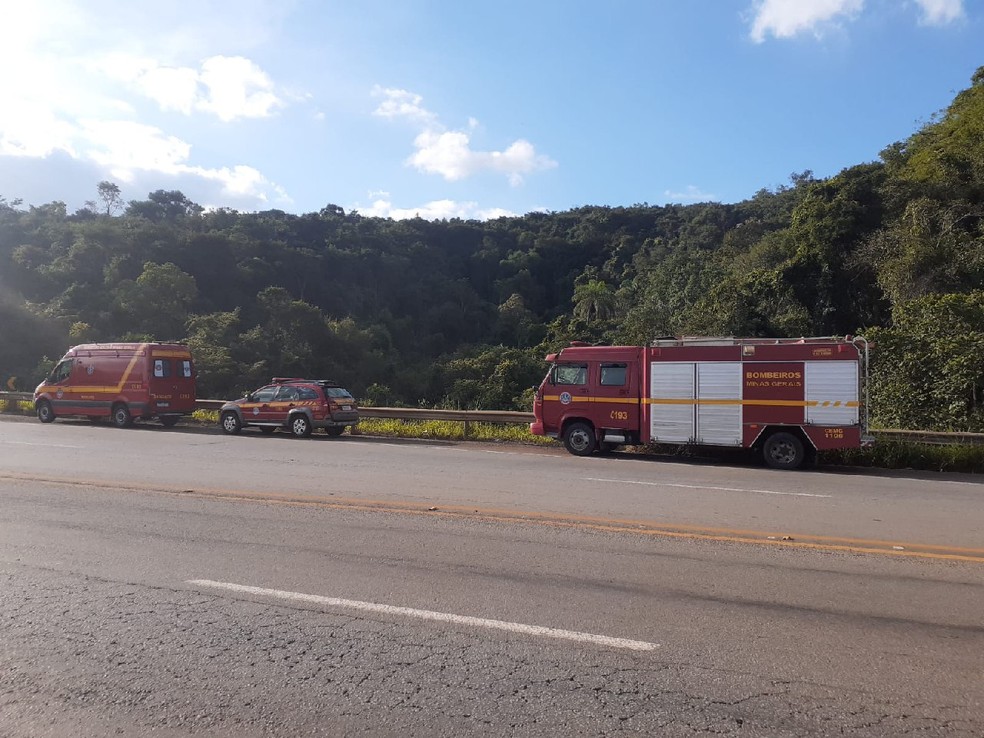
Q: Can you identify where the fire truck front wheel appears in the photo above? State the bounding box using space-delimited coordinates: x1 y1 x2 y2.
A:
763 432 805 470
563 422 597 456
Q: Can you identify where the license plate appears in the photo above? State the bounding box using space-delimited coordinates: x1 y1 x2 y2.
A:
341 405 351 411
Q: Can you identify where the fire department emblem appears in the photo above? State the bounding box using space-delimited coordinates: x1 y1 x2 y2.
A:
252 407 260 415
560 392 572 405
86 365 94 375
56 389 64 399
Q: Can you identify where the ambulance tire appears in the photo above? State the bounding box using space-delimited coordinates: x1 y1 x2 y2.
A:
111 403 133 429
563 422 597 456
37 400 55 423
290 414 313 438
221 411 242 435
763 432 805 470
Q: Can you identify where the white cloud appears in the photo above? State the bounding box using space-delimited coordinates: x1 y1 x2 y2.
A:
373 87 557 185
0 2 290 210
664 186 719 203
749 0 864 42
913 0 964 25
357 198 515 221
98 54 284 122
748 0 965 40
371 86 438 125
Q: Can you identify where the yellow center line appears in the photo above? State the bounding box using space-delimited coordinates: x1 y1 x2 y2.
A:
2 472 982 564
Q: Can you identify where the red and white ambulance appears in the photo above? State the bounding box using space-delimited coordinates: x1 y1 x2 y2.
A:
34 342 197 428
530 336 870 469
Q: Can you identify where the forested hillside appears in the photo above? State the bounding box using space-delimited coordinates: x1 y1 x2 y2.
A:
1 68 982 430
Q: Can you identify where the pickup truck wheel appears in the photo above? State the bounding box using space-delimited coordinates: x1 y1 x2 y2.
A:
111 403 132 428
326 426 345 437
290 414 313 438
37 400 55 423
221 411 242 435
763 432 805 470
563 422 597 456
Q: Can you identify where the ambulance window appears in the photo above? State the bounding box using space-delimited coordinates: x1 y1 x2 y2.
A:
554 364 588 385
600 363 627 386
51 360 73 383
153 359 172 378
180 360 193 378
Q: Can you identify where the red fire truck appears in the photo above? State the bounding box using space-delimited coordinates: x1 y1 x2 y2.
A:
530 336 870 469
34 342 197 428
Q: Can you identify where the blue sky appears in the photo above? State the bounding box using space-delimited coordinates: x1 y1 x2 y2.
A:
0 0 980 220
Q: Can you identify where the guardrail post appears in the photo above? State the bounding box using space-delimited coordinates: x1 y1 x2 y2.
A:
463 419 470 439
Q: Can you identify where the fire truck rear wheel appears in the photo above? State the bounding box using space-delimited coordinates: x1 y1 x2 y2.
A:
763 432 805 470
37 400 55 424
563 422 597 456
111 403 133 429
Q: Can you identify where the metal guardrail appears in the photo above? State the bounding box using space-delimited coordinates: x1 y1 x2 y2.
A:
2 391 983 445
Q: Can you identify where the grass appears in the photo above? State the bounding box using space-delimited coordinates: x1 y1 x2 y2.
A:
0 399 34 414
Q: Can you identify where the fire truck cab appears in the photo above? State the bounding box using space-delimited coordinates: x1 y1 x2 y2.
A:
531 337 869 470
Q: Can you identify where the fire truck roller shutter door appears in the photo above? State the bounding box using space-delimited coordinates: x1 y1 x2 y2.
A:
805 361 859 425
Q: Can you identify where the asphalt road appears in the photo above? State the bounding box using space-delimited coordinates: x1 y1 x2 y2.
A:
1 415 982 736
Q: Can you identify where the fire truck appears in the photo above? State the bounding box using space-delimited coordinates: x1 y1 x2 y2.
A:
34 342 196 428
530 336 870 469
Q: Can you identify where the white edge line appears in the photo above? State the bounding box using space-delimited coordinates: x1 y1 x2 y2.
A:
586 477 832 498
187 579 658 652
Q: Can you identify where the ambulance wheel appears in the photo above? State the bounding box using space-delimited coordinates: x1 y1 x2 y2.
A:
37 400 55 424
763 432 805 470
221 411 242 435
326 426 345 437
111 403 133 428
160 416 179 427
563 422 597 456
290 414 313 438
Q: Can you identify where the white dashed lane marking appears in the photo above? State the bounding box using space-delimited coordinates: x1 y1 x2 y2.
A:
188 579 659 652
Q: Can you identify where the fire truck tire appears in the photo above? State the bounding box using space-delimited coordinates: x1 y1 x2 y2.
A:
563 422 597 456
326 426 345 437
36 400 55 423
111 403 133 428
763 432 805 470
290 414 313 438
221 411 242 435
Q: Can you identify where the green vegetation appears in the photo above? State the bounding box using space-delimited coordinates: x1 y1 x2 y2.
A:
2 68 983 437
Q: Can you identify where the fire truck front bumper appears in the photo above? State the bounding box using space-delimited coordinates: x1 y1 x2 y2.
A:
529 421 544 436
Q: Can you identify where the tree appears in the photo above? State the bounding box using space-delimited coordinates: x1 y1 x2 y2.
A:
572 279 616 322
97 181 124 216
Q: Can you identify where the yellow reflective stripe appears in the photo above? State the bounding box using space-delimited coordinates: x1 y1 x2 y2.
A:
543 395 637 404
150 350 192 358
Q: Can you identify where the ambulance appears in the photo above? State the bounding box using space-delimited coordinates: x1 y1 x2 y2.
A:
530 336 870 469
34 343 196 428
